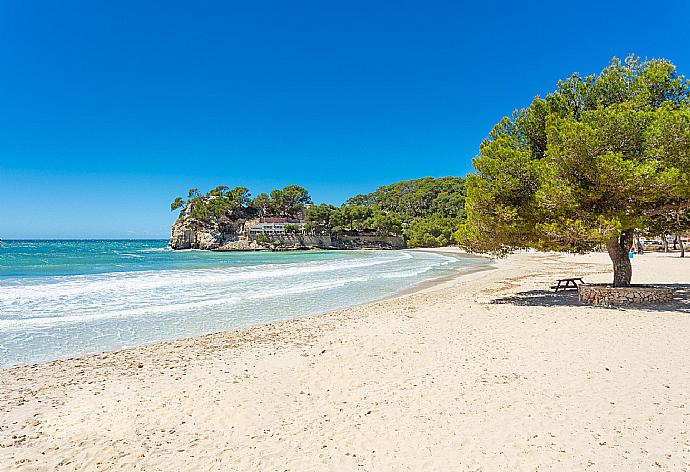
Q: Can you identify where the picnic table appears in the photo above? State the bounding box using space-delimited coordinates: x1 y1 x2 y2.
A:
551 277 585 292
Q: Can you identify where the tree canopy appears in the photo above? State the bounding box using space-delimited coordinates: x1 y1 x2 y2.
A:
347 176 466 220
268 185 312 218
302 177 466 246
456 56 690 286
171 185 311 222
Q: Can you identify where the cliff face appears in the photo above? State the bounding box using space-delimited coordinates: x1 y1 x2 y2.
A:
332 233 405 250
250 233 404 251
169 210 249 250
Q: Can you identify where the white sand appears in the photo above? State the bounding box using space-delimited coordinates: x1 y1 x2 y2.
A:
1 251 689 471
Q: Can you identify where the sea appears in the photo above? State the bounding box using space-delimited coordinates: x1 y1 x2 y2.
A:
0 240 486 368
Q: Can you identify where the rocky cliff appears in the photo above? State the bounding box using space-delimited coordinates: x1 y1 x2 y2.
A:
169 208 251 250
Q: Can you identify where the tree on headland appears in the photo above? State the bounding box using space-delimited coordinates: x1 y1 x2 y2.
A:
250 193 271 217
329 205 374 232
170 186 253 221
209 185 230 197
304 204 337 234
284 224 301 234
456 56 690 286
269 185 312 218
171 185 313 221
225 186 251 208
170 197 185 211
305 205 402 236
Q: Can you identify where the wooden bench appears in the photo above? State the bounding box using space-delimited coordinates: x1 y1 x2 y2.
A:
551 277 585 292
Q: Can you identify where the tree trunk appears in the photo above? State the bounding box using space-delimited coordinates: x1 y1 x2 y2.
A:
606 230 634 287
678 234 685 258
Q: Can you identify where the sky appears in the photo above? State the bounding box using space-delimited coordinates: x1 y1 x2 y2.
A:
1 1 689 239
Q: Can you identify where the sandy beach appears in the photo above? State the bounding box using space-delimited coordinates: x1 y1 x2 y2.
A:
1 250 689 471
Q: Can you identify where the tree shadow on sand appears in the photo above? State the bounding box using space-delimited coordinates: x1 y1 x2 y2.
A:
491 284 690 313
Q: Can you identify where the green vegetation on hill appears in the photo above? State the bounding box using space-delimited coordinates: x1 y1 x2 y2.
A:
339 177 466 247
346 177 465 220
457 55 690 286
171 177 467 247
301 177 466 246
255 186 312 218
304 204 403 236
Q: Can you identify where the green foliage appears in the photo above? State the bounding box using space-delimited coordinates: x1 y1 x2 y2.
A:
644 209 690 240
170 197 184 211
328 205 374 232
348 176 465 220
188 198 211 220
256 233 268 244
227 187 251 207
458 55 690 268
269 185 312 218
171 185 312 222
309 205 402 236
305 204 337 234
305 204 407 237
250 193 270 217
342 176 466 244
367 210 403 236
405 216 459 248
209 185 229 196
284 224 301 234
186 186 251 220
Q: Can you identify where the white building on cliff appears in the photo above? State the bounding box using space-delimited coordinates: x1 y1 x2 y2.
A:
248 217 305 236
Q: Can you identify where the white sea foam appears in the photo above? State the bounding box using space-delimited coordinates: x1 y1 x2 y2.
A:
0 277 365 331
380 266 433 278
0 252 411 302
0 248 479 367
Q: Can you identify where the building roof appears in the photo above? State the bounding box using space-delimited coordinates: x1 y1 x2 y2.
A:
260 217 302 223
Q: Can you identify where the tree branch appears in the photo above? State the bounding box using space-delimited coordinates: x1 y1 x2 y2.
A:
643 201 690 217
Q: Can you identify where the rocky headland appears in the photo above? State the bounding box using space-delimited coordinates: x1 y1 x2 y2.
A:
169 204 404 251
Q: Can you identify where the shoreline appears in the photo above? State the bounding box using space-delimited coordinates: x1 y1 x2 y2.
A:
0 248 492 371
394 249 496 298
2 251 689 470
0 246 484 368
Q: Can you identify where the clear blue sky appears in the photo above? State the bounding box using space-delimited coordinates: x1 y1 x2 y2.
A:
2 1 689 238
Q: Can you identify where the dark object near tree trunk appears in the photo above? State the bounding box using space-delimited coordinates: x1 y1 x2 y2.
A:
634 233 644 254
678 234 686 258
607 230 634 287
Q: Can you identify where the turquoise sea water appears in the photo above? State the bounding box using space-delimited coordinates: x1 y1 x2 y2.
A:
0 240 484 367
